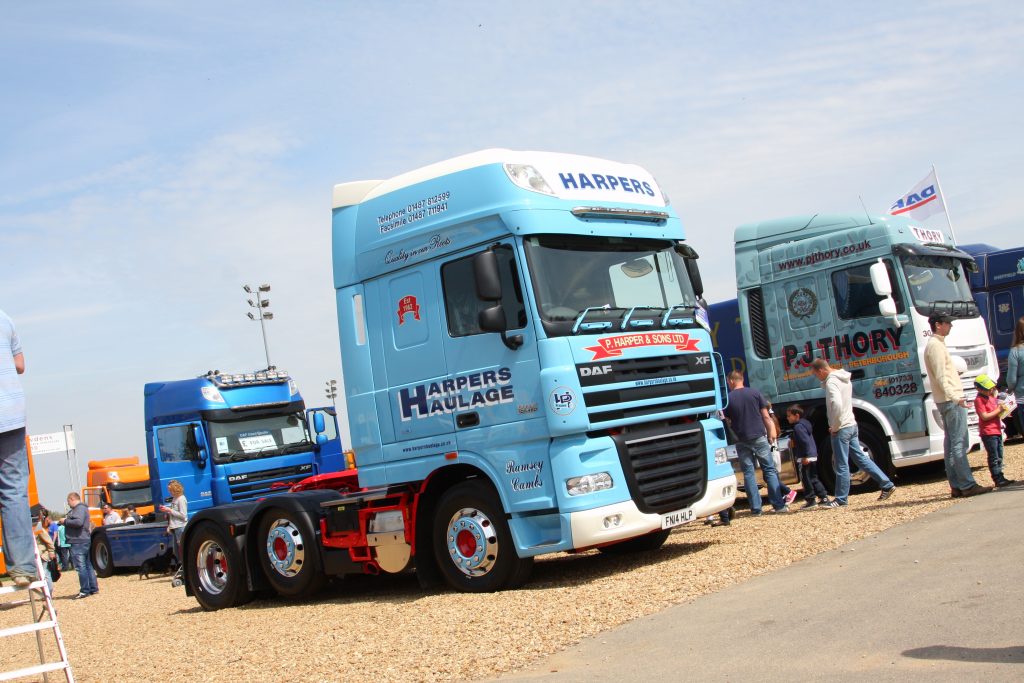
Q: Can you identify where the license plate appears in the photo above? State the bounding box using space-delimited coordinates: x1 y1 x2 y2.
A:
661 507 695 529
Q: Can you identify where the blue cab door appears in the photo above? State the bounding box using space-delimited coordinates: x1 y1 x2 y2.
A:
152 422 214 513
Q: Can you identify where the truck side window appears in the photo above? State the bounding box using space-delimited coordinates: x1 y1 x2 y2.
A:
831 260 904 320
156 425 198 462
441 246 525 337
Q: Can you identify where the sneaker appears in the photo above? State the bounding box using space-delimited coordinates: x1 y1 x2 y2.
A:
784 489 798 505
72 593 89 600
801 500 819 510
12 574 32 588
769 506 791 514
824 499 846 509
995 478 1016 488
750 510 764 517
878 486 896 501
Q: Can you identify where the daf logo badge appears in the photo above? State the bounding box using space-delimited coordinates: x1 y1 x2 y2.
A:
580 365 613 377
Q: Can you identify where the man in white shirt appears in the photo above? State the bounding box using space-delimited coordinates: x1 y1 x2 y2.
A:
923 313 990 497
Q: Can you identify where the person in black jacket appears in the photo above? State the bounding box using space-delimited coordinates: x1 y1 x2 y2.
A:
785 405 832 509
64 491 99 598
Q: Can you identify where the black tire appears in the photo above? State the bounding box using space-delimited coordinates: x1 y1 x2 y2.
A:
597 528 671 555
91 533 114 578
256 507 326 600
433 480 533 592
186 521 253 611
816 423 893 494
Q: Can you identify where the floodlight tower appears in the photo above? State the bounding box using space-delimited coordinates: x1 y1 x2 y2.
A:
243 283 274 369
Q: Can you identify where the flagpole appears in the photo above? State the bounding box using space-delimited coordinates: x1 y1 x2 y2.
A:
931 164 958 244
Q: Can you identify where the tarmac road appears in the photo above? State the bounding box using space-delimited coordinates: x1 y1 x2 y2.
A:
496 485 1024 682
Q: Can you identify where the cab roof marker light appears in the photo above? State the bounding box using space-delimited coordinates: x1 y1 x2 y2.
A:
570 207 669 223
504 163 556 196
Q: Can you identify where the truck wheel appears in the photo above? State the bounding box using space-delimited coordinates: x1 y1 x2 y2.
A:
256 507 325 599
187 521 252 611
91 533 114 578
433 480 533 592
598 529 671 555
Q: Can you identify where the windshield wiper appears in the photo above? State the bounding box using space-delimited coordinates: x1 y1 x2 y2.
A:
222 450 251 462
572 306 626 335
278 442 314 455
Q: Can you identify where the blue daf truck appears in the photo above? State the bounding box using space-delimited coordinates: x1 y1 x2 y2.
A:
89 369 343 577
709 214 997 490
180 149 737 609
960 243 1024 378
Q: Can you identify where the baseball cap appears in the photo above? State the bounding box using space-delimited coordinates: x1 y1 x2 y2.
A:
974 374 996 391
928 312 954 325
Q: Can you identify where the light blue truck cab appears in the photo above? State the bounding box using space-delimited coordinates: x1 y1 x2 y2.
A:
709 214 997 490
332 149 735 587
89 369 342 577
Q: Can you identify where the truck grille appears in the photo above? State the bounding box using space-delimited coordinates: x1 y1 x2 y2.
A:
611 421 707 514
226 463 313 501
577 353 718 425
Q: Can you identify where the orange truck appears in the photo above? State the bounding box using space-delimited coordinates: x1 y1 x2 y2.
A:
0 435 41 575
81 456 154 528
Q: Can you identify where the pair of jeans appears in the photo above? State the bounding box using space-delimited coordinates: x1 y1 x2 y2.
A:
735 435 785 512
58 545 72 570
69 542 98 595
0 427 35 578
799 461 829 502
937 400 976 490
981 434 1004 482
832 424 893 504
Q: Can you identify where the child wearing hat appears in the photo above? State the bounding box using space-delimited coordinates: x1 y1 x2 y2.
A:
973 374 1015 487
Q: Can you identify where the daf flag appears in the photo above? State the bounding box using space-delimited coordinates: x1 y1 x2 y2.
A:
888 169 945 221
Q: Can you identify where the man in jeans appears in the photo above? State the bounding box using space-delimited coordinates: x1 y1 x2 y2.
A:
64 491 98 598
923 313 991 497
0 308 35 588
811 359 896 506
724 371 790 515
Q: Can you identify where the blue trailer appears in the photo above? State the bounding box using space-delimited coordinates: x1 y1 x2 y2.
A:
960 243 1024 378
89 369 343 577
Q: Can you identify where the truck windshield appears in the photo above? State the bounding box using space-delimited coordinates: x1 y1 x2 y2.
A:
207 412 314 463
899 254 978 318
523 235 698 337
108 483 153 508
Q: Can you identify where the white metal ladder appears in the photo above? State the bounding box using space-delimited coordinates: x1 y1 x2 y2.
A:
0 543 75 682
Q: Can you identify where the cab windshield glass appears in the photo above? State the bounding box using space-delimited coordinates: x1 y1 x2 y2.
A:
899 254 977 317
523 235 698 336
108 483 153 508
207 412 313 463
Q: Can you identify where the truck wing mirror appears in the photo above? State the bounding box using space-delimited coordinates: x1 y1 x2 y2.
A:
479 305 523 350
313 411 326 434
192 424 208 469
675 243 704 299
869 260 892 296
473 250 503 301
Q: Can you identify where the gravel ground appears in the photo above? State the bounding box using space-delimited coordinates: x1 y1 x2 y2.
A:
3 442 1022 683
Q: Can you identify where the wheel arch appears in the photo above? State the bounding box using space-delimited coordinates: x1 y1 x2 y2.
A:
413 464 497 590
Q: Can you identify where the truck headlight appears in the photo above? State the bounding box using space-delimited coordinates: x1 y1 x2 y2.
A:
714 447 728 465
566 472 612 496
504 163 556 196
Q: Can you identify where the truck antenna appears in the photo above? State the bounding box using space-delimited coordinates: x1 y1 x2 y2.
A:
858 195 874 224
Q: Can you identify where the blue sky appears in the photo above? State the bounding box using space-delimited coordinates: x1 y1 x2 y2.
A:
3 1 1021 507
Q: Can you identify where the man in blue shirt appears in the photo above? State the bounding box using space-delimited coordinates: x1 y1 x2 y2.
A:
0 308 34 587
724 371 789 514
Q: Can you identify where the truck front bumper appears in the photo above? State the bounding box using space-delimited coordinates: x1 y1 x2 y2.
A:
568 472 737 549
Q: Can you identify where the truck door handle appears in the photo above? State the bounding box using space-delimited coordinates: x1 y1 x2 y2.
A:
456 412 480 428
